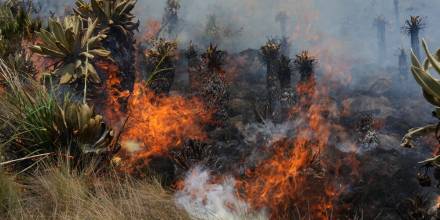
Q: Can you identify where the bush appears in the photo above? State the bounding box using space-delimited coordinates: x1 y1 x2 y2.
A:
0 60 115 169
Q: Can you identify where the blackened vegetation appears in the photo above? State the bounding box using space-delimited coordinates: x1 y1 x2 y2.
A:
261 39 282 121
355 113 379 150
280 36 291 57
397 195 439 220
185 42 201 92
145 39 178 95
294 50 317 83
403 16 425 60
185 42 231 122
199 44 229 121
278 55 295 121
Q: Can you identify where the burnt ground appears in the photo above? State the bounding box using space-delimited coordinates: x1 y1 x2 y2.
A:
167 48 439 219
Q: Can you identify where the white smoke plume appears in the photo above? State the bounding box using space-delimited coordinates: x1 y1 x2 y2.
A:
175 166 267 220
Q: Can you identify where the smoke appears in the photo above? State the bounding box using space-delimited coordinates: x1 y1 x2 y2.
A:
26 0 440 217
175 166 267 220
33 0 440 68
240 121 294 147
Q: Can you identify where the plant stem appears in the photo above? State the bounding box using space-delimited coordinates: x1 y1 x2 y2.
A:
83 42 89 104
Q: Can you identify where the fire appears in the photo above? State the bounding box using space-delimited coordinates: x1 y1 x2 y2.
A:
142 19 162 42
234 68 357 219
95 60 131 127
118 83 212 172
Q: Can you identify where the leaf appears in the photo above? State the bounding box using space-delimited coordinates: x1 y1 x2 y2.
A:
78 104 93 128
80 52 95 59
411 66 440 99
87 64 101 83
38 29 59 50
29 45 43 53
88 48 111 57
40 46 66 58
422 39 440 76
81 18 97 48
91 0 108 19
59 73 73 84
54 40 71 55
423 90 440 107
411 51 422 69
49 18 68 46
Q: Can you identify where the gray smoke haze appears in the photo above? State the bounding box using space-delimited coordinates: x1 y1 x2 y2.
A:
33 0 440 85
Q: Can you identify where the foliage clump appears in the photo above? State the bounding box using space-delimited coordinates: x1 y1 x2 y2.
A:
74 0 139 39
31 16 110 85
0 60 115 168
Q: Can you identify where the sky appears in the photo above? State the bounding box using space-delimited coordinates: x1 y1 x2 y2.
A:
34 0 440 67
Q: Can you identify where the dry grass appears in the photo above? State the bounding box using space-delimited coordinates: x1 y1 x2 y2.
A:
0 169 21 218
0 164 190 220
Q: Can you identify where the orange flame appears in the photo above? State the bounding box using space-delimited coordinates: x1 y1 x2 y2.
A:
142 19 162 42
95 60 131 127
236 74 356 219
118 83 212 172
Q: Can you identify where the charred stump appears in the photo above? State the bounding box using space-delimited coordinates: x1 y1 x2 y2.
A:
261 40 282 121
278 55 295 121
403 16 425 60
294 51 317 109
185 42 201 93
198 44 229 122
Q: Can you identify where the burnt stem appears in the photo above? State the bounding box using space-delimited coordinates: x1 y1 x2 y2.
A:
261 39 282 121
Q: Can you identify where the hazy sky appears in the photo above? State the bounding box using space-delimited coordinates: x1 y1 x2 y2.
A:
35 0 440 65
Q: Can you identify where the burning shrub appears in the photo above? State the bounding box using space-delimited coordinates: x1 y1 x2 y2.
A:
116 83 212 174
74 0 138 111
